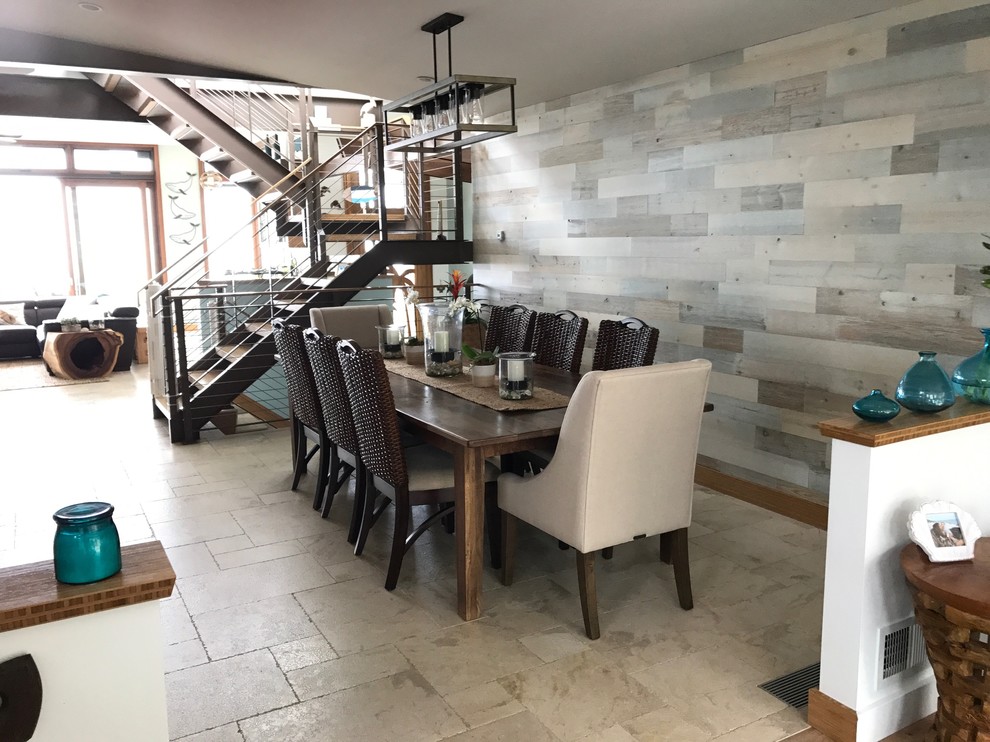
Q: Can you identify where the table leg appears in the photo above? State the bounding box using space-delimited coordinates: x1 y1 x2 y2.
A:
454 447 485 621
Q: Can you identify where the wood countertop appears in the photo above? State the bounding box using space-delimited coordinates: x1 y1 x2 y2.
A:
0 540 175 633
819 399 990 447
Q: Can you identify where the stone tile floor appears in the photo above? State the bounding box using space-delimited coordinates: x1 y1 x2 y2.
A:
1 366 826 741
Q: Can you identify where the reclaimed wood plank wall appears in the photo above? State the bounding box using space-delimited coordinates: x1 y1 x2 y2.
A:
472 0 990 498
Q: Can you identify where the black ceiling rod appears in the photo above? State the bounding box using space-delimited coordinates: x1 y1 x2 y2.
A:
421 12 464 81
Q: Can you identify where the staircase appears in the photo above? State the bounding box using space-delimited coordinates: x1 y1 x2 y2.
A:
88 73 306 198
144 121 473 443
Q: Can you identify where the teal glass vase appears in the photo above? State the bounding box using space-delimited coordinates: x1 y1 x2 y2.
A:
895 352 955 413
952 329 990 405
52 502 121 584
852 389 900 421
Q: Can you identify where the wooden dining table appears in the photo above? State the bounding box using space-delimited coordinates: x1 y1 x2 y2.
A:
387 364 575 620
388 363 713 621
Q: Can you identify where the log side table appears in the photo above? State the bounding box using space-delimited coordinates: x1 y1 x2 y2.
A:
901 539 990 742
43 329 123 380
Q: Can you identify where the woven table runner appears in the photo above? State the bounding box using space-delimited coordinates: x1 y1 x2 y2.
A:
384 359 571 412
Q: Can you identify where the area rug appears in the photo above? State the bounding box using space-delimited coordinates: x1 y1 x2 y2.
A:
0 359 109 392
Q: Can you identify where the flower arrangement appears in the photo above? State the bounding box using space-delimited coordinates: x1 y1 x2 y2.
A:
442 270 483 323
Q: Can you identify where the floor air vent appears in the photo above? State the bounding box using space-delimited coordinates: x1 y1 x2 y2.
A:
758 663 820 709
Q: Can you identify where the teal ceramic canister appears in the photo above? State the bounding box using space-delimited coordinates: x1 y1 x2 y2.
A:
52 502 121 584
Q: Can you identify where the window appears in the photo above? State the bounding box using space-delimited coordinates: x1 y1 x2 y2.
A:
74 148 154 173
0 146 67 170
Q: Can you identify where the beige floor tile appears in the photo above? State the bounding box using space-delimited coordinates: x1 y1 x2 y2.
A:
166 543 220 578
287 644 412 701
577 724 639 741
397 620 544 696
206 534 254 555
144 490 264 524
691 525 813 570
173 722 243 742
179 553 334 615
270 635 339 673
152 512 245 549
442 681 527 730
621 705 713 742
166 649 295 739
500 650 664 742
297 577 444 656
713 707 810 741
518 625 592 663
231 500 340 545
443 711 559 741
164 638 209 673
239 669 466 742
214 540 304 570
161 594 198 646
631 643 767 702
668 681 790 738
171 479 250 498
194 594 319 660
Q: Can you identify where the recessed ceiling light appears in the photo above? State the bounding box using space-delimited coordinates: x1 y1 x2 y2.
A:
78 2 103 11
0 135 22 144
417 75 434 83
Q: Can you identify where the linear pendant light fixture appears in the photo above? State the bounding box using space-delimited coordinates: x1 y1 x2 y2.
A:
382 12 517 154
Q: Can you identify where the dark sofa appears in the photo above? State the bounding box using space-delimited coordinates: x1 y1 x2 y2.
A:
0 297 139 371
0 298 65 360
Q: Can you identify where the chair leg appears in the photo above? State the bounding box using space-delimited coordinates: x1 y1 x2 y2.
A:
670 528 693 611
441 510 455 534
322 445 346 519
290 419 306 491
312 432 330 511
500 511 517 586
601 547 613 560
659 531 673 564
486 496 502 570
384 488 410 591
576 550 600 640
354 472 377 556
346 464 365 542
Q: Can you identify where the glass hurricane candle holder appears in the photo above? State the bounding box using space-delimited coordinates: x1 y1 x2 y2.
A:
376 324 405 359
498 351 535 400
418 302 464 377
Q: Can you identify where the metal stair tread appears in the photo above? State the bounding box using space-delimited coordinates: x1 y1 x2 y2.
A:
216 344 251 360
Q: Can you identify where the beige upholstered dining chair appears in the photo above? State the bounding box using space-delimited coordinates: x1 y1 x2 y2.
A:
498 359 712 639
310 305 393 349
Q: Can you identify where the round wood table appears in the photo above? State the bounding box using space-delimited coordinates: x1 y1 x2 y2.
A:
901 538 990 742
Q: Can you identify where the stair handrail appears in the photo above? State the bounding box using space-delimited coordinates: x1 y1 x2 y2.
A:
140 157 313 297
149 125 379 302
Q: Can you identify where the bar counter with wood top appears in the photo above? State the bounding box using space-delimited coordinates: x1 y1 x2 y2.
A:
0 540 175 741
809 401 990 742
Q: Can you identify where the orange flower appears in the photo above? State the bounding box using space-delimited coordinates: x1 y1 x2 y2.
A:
448 270 469 300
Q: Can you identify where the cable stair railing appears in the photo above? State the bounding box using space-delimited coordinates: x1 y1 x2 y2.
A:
144 121 471 443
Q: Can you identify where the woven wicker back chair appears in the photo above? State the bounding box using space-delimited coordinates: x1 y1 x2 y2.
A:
484 304 536 353
303 328 364 537
532 310 589 374
592 317 659 371
272 320 331 511
337 340 500 590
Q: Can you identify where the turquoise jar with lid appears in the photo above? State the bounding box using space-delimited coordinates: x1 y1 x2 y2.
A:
52 502 121 584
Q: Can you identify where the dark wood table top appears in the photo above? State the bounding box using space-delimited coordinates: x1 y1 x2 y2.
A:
388 364 578 449
901 538 990 618
388 364 715 449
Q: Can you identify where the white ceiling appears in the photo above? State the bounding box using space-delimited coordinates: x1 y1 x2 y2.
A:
0 0 915 108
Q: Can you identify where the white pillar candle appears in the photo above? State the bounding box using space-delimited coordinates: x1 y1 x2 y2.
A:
433 330 449 353
385 327 401 344
506 359 526 381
